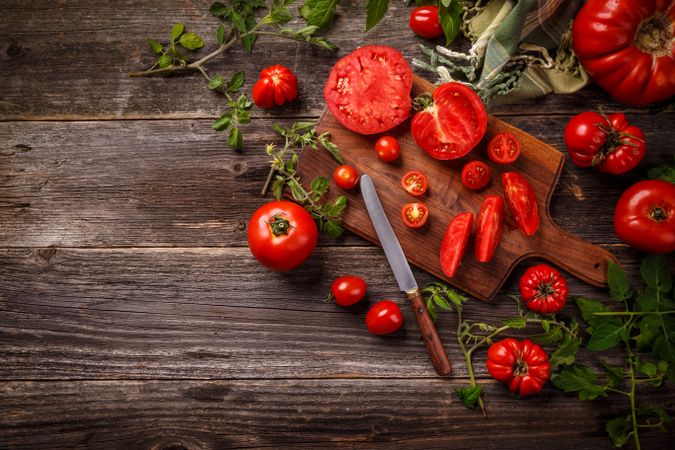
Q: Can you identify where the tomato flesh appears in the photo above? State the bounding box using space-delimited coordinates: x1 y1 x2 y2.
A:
401 202 429 228
411 82 487 160
331 276 367 307
502 172 540 236
366 300 404 335
461 161 490 190
440 212 473 278
519 264 568 314
375 136 400 162
324 46 413 135
474 196 505 263
252 65 298 109
401 170 428 196
409 6 443 39
487 133 520 164
333 165 359 190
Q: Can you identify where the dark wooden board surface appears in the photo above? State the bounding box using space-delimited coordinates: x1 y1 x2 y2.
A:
0 1 673 449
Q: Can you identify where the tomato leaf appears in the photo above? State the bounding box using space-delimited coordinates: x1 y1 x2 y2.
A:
549 332 581 369
171 23 185 42
210 2 230 18
322 219 344 239
432 292 453 311
365 0 389 31
529 326 563 345
212 114 232 131
605 415 631 448
501 317 526 329
228 127 243 150
208 74 225 90
146 38 163 54
551 364 608 400
179 32 205 50
216 24 225 46
157 54 173 68
640 254 672 293
601 360 625 388
310 176 329 197
587 321 628 351
574 296 609 323
425 296 438 321
438 0 462 46
608 260 631 303
455 384 482 410
300 0 339 31
271 178 285 201
648 157 675 183
226 70 245 93
322 195 347 218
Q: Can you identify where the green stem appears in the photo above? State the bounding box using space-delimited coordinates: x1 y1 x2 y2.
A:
457 306 486 415
592 310 675 316
625 319 641 450
467 325 510 353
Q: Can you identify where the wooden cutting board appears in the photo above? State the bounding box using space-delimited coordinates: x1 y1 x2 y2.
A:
296 76 618 300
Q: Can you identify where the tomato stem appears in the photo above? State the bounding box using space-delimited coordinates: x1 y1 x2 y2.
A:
650 206 667 222
268 214 293 236
634 13 671 57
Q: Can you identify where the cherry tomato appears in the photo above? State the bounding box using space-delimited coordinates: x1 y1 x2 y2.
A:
247 200 318 271
461 161 490 190
519 264 568 314
366 300 404 335
401 170 428 196
251 65 298 109
412 82 487 160
440 212 473 278
502 172 540 236
486 338 551 397
331 276 367 307
401 202 429 228
475 196 505 263
488 133 521 164
409 6 443 39
614 180 675 254
375 136 401 162
333 165 359 190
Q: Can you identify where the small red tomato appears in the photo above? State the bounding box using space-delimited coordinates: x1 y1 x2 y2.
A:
486 338 551 397
519 264 568 314
409 6 443 39
375 136 401 162
331 276 367 307
488 133 521 164
401 170 428 196
333 165 359 190
366 300 404 335
461 161 490 190
252 64 298 109
401 202 429 228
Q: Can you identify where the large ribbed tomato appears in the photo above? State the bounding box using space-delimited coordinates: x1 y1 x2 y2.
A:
572 0 675 106
487 338 551 397
252 65 298 108
519 264 568 314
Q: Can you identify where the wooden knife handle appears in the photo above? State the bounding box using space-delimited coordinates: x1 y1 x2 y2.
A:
407 288 452 376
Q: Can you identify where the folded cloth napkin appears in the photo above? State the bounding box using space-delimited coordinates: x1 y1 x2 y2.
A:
413 0 589 108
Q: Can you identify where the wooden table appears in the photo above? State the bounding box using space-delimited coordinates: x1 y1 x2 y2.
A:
1 2 673 448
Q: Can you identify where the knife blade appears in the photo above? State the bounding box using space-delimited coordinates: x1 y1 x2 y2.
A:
360 174 452 376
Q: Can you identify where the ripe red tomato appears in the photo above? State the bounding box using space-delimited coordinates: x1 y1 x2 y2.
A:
412 82 487 160
440 212 473 278
564 112 646 174
475 196 505 263
401 202 429 228
401 170 428 196
486 338 551 397
333 165 359 190
572 0 675 106
331 276 367 307
375 136 400 162
502 172 540 236
247 200 318 271
519 264 568 314
251 65 298 109
461 161 490 190
487 132 520 164
614 180 675 254
324 46 413 135
409 6 443 39
366 300 404 335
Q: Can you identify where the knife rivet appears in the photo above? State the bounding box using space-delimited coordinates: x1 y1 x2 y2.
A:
417 307 424 314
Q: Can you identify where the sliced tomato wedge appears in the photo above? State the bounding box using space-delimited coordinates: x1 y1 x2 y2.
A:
440 212 474 278
502 172 540 236
401 170 428 196
401 202 429 228
411 82 487 160
488 133 520 164
461 161 490 190
475 195 505 263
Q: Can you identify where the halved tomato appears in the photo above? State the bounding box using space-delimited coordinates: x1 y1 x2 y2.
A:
502 172 540 236
461 161 490 190
440 212 473 278
401 202 429 228
488 133 520 164
324 45 413 135
401 170 428 196
411 82 487 160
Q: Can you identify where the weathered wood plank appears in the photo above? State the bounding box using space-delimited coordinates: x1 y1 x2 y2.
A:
0 245 657 380
1 116 671 248
0 0 656 121
1 379 673 449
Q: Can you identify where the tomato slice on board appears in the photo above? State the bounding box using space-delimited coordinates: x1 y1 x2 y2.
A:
488 133 521 164
401 202 429 228
502 172 540 236
461 161 490 190
401 170 428 196
440 212 474 278
411 82 487 160
324 45 413 135
475 195 505 263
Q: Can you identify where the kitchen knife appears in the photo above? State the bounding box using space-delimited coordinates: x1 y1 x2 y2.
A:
360 174 452 376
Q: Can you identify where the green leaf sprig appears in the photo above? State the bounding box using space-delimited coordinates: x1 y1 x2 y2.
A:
552 256 674 449
264 122 347 238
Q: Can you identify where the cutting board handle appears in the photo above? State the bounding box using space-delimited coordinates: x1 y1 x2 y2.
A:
536 218 619 287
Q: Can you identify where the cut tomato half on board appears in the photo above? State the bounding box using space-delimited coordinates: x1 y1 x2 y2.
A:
401 170 428 196
324 45 413 135
488 132 520 164
440 212 474 278
412 82 487 160
401 202 429 228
